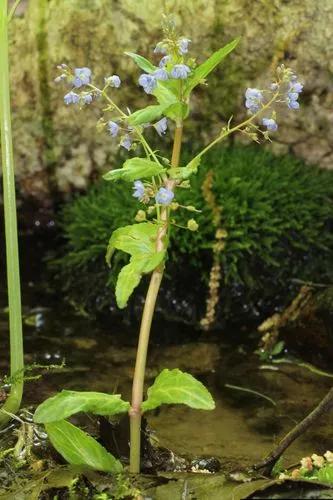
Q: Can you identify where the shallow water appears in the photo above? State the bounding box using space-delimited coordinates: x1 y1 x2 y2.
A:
1 269 332 473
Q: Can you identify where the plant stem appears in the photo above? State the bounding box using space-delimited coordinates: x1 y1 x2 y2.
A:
0 1 24 426
191 92 279 166
129 123 183 473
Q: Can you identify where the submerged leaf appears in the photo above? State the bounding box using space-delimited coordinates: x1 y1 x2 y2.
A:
34 390 130 423
45 420 122 473
141 368 215 412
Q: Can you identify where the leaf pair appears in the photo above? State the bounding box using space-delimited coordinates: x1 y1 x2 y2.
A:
34 391 129 474
106 223 166 308
34 369 215 474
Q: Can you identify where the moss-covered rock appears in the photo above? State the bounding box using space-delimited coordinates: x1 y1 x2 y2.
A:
53 147 333 327
3 0 333 201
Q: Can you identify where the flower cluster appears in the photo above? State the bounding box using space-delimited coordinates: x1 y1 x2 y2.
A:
55 28 302 236
243 65 303 139
55 64 123 109
132 181 174 206
138 34 192 94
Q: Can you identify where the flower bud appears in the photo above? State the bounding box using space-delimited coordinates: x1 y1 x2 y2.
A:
135 210 146 222
187 219 199 231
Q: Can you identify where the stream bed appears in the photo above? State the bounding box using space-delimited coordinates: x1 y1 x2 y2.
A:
0 234 333 498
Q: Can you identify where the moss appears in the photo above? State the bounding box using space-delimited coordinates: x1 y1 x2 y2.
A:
53 146 333 325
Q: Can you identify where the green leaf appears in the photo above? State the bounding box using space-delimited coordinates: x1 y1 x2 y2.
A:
184 38 240 95
164 102 189 121
103 158 165 182
127 104 168 126
125 51 156 73
34 390 130 423
153 81 178 107
107 222 166 308
106 222 159 264
45 420 122 473
141 368 215 413
168 157 201 180
318 465 333 484
115 251 165 308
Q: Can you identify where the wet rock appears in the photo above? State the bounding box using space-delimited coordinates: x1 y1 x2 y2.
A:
279 286 333 367
191 456 221 473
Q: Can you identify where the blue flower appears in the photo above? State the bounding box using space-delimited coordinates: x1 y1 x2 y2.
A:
170 64 191 79
120 135 132 151
245 88 263 113
178 38 191 55
286 80 303 110
105 75 121 88
159 55 171 68
156 187 174 205
154 44 167 55
64 91 80 105
73 67 91 88
153 69 169 81
262 117 278 131
107 121 119 137
154 117 168 136
287 97 300 110
83 94 93 104
289 81 303 94
138 74 157 94
133 181 145 199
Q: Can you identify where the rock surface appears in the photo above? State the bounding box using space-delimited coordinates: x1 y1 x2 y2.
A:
3 0 333 201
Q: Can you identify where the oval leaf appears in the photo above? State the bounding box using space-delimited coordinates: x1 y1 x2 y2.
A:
168 157 201 180
45 420 122 473
115 251 165 309
184 38 240 95
125 51 156 73
106 222 159 264
127 105 167 126
103 158 165 183
141 368 215 412
153 81 178 107
34 391 130 424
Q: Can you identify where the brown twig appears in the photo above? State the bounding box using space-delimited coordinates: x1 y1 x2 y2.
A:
252 387 333 474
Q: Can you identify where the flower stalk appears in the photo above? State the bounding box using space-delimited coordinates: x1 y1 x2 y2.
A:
129 123 183 474
0 1 24 426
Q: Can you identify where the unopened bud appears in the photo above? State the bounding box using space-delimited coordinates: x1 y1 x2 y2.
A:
187 219 199 231
135 210 146 222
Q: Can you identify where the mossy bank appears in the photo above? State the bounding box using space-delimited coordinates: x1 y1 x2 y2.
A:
53 147 333 328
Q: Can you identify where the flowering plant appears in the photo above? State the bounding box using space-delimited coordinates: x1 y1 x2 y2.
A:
34 17 303 474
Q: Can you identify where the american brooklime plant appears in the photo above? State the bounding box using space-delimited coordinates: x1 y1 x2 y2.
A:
33 18 304 474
